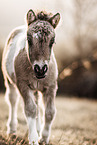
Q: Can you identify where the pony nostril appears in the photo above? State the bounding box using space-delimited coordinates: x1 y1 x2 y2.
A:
34 64 48 79
34 64 40 74
42 64 48 73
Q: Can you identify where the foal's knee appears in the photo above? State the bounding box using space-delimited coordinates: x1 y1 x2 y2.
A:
45 106 56 123
25 103 37 118
8 86 17 106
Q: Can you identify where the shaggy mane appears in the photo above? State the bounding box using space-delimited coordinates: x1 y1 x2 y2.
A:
36 11 52 22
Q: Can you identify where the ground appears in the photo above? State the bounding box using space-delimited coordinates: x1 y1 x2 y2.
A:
0 93 97 145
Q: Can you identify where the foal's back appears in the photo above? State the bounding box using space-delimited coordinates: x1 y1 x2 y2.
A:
2 25 26 82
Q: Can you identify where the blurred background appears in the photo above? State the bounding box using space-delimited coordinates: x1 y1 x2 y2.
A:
0 0 97 98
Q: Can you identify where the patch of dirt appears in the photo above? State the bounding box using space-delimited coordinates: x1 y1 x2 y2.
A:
0 93 97 145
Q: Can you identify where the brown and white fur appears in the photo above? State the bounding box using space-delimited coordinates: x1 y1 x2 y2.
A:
2 10 60 145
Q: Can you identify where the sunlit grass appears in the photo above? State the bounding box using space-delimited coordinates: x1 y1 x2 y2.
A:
0 94 97 144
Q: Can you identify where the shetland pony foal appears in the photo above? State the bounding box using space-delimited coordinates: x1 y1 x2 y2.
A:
2 10 60 145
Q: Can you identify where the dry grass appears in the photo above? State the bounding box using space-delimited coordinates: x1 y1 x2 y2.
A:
0 93 97 145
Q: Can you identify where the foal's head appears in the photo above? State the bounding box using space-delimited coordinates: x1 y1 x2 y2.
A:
26 10 60 79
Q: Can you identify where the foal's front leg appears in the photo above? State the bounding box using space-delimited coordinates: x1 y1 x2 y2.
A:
17 83 39 145
40 86 57 144
25 91 38 145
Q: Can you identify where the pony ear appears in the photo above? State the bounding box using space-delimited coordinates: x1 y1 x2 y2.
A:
27 9 36 25
50 13 60 28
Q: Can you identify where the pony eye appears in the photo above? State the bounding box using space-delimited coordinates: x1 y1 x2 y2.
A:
27 34 33 46
49 37 55 48
27 38 32 46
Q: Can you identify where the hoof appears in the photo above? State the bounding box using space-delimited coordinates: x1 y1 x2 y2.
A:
39 138 49 145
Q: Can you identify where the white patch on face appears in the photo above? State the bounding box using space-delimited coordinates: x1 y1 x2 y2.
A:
33 31 42 39
33 33 39 39
33 60 48 70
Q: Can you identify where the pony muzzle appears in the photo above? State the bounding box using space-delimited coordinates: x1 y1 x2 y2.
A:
34 64 48 79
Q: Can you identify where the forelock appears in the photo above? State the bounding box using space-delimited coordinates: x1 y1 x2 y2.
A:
36 11 52 21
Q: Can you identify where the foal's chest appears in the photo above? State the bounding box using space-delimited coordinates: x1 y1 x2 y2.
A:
28 78 46 93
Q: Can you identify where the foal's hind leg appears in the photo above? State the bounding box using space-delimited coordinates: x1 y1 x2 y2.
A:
5 81 19 134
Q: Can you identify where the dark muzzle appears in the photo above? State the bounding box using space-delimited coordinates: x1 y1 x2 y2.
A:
34 64 48 79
